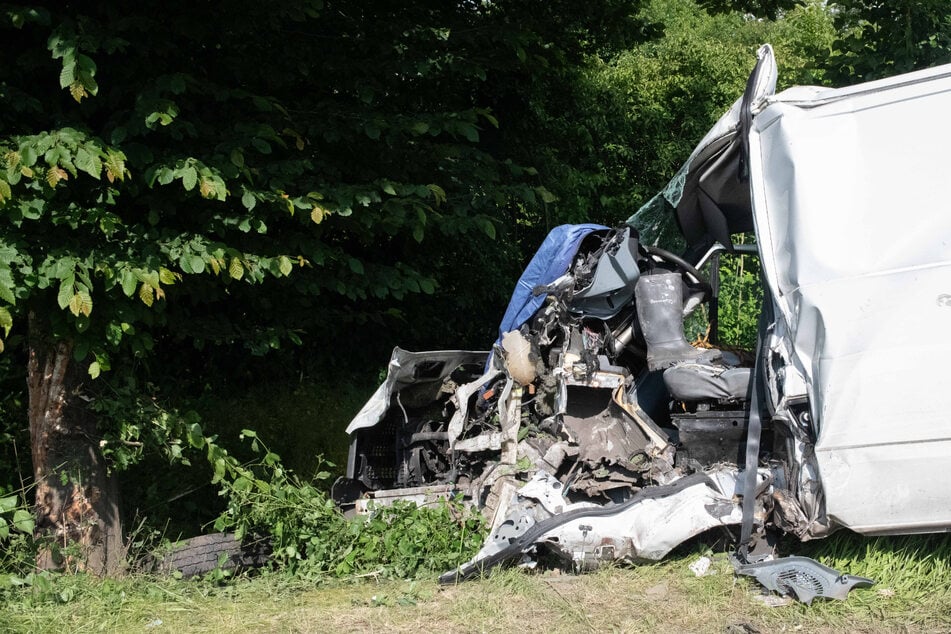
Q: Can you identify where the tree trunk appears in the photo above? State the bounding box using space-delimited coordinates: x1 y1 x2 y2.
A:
27 310 123 575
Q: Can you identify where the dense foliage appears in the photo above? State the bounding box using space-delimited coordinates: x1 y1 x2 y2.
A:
827 0 951 82
0 0 646 571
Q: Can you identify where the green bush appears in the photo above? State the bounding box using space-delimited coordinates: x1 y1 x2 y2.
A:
213 431 485 580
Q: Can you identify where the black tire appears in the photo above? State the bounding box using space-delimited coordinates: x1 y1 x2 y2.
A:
159 532 271 578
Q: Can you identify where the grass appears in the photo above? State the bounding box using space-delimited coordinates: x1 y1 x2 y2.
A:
2 533 950 633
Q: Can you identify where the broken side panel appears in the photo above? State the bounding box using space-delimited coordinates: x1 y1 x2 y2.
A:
750 67 951 535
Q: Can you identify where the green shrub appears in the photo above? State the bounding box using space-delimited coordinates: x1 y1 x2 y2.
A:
213 431 485 580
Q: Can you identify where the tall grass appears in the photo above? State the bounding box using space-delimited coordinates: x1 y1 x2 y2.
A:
3 531 950 634
779 530 951 625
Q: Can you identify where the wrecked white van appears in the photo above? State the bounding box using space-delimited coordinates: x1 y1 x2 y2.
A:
333 45 951 603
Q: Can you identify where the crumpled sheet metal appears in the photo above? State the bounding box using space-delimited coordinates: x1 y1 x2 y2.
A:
560 388 651 468
347 348 488 434
440 467 772 583
734 556 874 605
446 366 501 450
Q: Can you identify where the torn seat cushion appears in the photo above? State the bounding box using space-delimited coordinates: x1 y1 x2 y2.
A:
664 362 751 402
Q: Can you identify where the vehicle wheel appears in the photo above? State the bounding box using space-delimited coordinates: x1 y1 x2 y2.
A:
158 532 271 578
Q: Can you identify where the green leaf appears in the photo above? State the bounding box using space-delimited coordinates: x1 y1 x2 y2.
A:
462 125 479 142
181 167 197 191
188 255 205 274
251 95 272 111
186 423 204 449
20 146 36 168
138 283 154 307
480 110 499 128
427 184 446 206
0 179 12 204
232 476 252 492
479 217 496 240
12 509 33 534
76 53 97 76
156 168 174 186
74 148 102 179
0 495 16 512
88 360 100 379
212 458 226 483
228 258 244 280
278 256 293 277
119 270 137 297
348 258 364 275
230 149 245 168
251 138 271 154
0 284 14 306
241 191 256 211
57 276 74 310
59 61 76 89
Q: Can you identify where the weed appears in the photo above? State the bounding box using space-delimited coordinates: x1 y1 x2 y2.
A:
212 431 485 580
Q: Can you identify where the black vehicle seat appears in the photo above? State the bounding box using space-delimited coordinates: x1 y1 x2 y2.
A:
663 361 751 402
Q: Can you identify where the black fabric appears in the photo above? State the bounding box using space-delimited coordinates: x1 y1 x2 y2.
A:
664 364 751 402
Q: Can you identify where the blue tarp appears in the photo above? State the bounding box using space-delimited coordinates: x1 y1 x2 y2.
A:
494 223 608 346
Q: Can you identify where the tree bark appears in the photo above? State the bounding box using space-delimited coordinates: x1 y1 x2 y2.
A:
27 310 123 575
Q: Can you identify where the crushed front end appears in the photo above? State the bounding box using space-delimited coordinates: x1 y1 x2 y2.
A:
333 224 774 578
